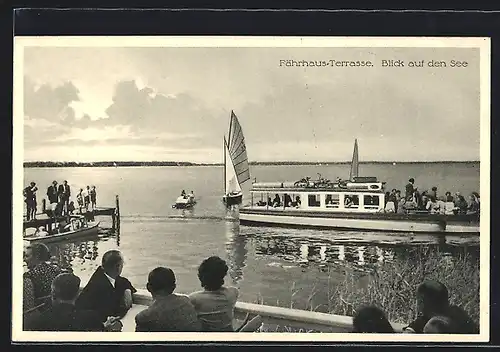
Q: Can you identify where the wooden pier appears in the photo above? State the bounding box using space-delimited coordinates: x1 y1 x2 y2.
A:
23 195 121 232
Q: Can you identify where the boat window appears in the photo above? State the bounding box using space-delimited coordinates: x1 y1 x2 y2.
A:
308 194 321 207
345 195 359 208
326 194 340 208
364 195 380 209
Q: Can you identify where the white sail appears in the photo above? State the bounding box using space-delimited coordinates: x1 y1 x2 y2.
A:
349 139 359 181
224 138 242 195
227 111 250 185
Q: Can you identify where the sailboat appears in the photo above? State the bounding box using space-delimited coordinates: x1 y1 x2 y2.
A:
223 111 250 206
349 138 359 181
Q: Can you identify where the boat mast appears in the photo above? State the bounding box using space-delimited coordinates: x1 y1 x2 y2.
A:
223 137 227 195
349 138 359 181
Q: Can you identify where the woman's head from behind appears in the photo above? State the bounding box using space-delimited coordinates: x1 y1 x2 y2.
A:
352 305 394 333
198 256 228 291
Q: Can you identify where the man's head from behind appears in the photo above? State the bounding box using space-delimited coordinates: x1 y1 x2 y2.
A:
146 267 176 296
416 279 449 316
51 273 81 303
101 250 124 278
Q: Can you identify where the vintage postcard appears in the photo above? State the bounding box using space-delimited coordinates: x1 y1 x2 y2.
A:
12 36 490 342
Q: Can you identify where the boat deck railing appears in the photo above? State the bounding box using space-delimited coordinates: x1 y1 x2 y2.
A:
125 289 406 333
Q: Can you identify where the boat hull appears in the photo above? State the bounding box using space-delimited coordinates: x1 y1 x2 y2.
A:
223 193 243 206
238 209 479 234
24 222 101 244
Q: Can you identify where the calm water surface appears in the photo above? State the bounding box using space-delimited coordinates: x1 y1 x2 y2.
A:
23 163 480 309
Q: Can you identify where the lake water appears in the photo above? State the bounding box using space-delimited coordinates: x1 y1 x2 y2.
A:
23 163 480 310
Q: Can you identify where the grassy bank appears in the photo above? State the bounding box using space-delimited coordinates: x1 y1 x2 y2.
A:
326 246 480 325
257 246 479 332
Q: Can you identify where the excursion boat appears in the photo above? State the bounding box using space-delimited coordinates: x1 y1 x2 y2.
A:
222 111 251 206
238 140 480 235
23 214 100 244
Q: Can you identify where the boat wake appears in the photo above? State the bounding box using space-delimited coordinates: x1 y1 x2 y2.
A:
120 214 238 223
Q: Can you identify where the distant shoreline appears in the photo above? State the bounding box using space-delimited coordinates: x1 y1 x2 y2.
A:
23 161 480 168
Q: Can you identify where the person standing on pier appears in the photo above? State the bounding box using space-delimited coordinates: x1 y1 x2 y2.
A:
83 185 91 212
77 189 84 213
405 178 415 200
90 185 97 210
58 180 71 215
24 182 38 221
76 250 136 323
47 181 59 205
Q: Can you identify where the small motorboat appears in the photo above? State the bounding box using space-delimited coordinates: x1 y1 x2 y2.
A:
172 193 196 209
23 215 100 244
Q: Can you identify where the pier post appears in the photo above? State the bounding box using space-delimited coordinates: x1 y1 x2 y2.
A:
42 199 46 213
115 195 120 233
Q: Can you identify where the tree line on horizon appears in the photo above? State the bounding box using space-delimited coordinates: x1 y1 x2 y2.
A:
23 160 479 168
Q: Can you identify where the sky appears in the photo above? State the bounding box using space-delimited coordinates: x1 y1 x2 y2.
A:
19 42 482 163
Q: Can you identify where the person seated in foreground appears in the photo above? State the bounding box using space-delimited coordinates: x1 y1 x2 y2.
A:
135 267 201 332
423 315 456 333
404 279 450 333
24 243 61 308
453 193 468 214
188 256 239 332
25 273 122 331
404 279 478 334
352 305 395 333
76 250 136 323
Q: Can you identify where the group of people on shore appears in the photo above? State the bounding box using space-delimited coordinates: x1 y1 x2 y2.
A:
23 180 98 220
23 243 478 334
383 178 480 215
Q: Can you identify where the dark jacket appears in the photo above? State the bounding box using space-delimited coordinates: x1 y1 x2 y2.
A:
75 266 136 322
405 305 478 334
25 302 104 331
58 184 71 198
47 185 59 204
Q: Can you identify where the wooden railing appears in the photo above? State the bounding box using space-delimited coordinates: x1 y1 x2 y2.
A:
131 289 406 333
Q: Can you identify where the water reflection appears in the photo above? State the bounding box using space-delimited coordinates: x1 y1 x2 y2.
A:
246 232 479 274
224 218 248 286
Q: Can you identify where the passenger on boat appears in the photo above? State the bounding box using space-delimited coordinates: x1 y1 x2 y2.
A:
76 250 137 323
135 267 201 332
352 305 395 333
189 191 195 200
25 273 123 332
431 186 438 200
454 193 468 215
405 178 415 200
445 191 454 203
397 197 406 214
181 190 186 197
68 201 76 215
344 196 353 208
292 196 301 208
24 243 61 309
467 194 480 215
425 196 438 213
435 196 447 215
284 194 293 208
267 197 273 206
471 191 480 205
77 189 84 213
188 256 239 332
272 194 281 208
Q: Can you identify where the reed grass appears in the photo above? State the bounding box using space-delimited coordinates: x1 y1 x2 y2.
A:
256 246 480 332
